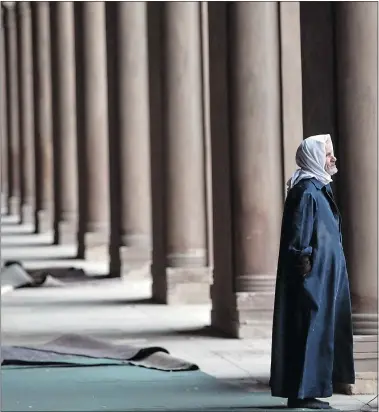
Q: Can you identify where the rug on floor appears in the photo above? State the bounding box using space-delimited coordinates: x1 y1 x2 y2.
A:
2 363 292 412
1 333 199 372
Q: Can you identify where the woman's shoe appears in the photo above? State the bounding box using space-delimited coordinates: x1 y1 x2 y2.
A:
287 398 332 409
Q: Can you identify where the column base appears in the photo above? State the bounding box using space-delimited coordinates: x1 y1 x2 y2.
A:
1 191 7 209
54 220 78 245
20 203 34 225
353 313 378 335
108 237 122 277
7 196 20 216
211 290 275 338
108 246 151 279
334 335 378 396
77 231 110 262
152 266 212 304
120 245 151 274
34 210 52 233
334 372 377 395
353 335 378 372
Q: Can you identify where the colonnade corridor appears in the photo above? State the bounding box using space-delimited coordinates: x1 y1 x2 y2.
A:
1 1 378 411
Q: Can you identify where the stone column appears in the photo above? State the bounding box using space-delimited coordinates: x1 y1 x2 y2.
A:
117 2 151 273
4 5 20 216
149 3 210 304
200 2 214 268
279 2 303 197
16 2 35 224
1 7 8 208
209 2 283 337
335 2 378 383
75 2 110 260
50 2 78 245
31 2 53 233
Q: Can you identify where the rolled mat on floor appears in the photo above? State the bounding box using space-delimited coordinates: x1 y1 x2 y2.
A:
1 263 67 291
0 263 112 294
1 333 199 372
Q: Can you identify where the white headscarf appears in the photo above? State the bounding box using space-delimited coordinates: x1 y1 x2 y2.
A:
287 134 333 191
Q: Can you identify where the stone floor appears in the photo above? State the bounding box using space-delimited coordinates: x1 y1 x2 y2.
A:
1 211 378 411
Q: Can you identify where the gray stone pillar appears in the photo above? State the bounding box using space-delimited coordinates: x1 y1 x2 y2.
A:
76 2 110 260
50 2 78 245
1 7 8 207
4 5 20 216
200 2 214 269
16 2 35 224
279 2 303 197
209 2 283 337
117 2 151 273
149 3 210 304
31 2 53 233
335 2 378 383
336 2 378 335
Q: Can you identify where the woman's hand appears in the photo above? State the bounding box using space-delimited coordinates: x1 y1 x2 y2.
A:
295 255 312 277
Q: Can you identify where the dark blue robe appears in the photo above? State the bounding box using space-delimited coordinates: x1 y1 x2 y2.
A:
270 178 355 399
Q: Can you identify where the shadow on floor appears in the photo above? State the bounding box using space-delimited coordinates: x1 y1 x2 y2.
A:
160 406 343 411
0 219 21 226
2 327 247 343
220 377 271 392
200 408 288 411
1 241 55 248
175 326 232 339
3 297 153 307
1 228 37 236
5 255 79 262
2 329 194 343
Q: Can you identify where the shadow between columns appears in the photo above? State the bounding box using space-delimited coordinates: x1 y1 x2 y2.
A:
105 1 122 278
4 297 153 307
1 327 231 343
1 229 36 236
173 326 233 339
1 241 54 248
73 2 86 260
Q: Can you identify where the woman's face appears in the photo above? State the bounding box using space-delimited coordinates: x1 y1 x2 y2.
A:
325 140 337 176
